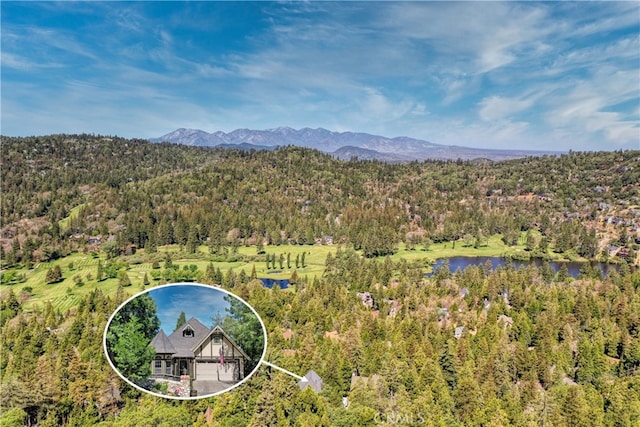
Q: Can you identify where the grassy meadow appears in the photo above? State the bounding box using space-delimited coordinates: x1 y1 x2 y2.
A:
2 231 552 312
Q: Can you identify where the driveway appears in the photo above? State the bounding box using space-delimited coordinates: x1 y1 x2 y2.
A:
192 380 238 396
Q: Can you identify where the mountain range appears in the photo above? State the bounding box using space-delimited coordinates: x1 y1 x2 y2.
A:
150 127 561 162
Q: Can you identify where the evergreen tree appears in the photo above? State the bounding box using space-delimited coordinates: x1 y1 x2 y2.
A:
96 260 104 282
205 261 215 284
46 265 62 284
175 311 187 331
222 295 265 376
117 270 131 287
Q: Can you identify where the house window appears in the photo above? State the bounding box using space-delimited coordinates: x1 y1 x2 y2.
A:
183 326 194 337
213 334 221 344
154 360 162 374
165 361 172 375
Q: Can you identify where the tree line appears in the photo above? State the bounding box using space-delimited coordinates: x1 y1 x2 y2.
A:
1 248 640 425
2 135 638 268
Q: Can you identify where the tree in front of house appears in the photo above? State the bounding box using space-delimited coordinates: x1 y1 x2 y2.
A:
109 315 156 384
105 292 160 385
222 295 265 376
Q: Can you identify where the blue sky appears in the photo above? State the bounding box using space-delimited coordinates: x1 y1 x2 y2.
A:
2 1 638 151
146 284 233 333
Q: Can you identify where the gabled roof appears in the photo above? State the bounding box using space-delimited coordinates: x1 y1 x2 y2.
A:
299 370 322 392
192 324 250 360
165 317 211 358
150 329 176 354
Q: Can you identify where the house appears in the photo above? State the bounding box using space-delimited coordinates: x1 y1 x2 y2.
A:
299 370 323 393
149 318 249 383
356 292 375 308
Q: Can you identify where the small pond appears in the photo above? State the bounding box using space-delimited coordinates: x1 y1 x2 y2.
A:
260 278 290 289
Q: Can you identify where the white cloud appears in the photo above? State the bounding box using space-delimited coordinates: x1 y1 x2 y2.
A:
0 52 62 70
478 96 536 122
543 67 639 146
3 1 638 151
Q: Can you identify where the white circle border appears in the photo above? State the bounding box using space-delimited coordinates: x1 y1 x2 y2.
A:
102 282 269 400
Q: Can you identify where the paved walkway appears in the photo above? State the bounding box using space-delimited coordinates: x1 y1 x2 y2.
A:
192 380 238 396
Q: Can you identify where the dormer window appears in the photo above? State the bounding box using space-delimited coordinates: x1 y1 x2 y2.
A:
183 325 195 337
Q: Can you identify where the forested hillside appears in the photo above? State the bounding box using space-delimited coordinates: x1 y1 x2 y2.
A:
2 135 639 264
1 135 640 426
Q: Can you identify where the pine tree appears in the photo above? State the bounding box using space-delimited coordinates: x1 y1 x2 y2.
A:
453 361 483 425
117 271 131 287
175 311 187 331
46 265 62 284
109 316 156 384
96 260 104 282
205 262 216 284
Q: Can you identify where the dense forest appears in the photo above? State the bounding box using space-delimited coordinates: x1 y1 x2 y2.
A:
1 135 640 426
2 135 639 265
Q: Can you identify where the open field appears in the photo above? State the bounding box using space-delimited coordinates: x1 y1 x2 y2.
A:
1 243 340 311
58 203 87 231
0 232 585 311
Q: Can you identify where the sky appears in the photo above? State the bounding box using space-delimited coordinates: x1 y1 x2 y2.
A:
2 1 638 151
146 284 234 333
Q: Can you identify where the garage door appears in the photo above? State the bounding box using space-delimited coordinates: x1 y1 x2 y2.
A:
196 361 235 381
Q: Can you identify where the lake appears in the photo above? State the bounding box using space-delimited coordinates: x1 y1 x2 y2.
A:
429 256 619 278
260 278 290 289
260 257 621 288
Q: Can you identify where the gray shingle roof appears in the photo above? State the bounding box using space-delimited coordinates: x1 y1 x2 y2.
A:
164 317 211 358
299 369 323 392
150 329 176 354
149 318 249 360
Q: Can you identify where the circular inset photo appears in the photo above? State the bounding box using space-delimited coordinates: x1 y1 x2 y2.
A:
103 283 267 399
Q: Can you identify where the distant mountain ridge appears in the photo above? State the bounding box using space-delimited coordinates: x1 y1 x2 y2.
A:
150 127 561 161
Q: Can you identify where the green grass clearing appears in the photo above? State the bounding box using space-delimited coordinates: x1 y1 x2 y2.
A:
2 232 572 311
58 203 87 231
